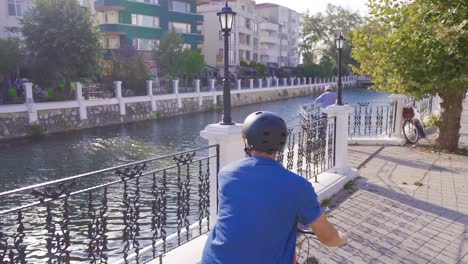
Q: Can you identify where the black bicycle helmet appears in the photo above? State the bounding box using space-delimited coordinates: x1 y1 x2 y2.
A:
242 111 288 153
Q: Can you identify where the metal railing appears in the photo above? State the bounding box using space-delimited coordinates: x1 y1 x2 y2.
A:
278 117 336 183
0 145 219 264
298 102 321 125
348 102 396 137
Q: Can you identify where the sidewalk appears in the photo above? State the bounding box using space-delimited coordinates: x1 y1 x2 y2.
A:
298 102 468 263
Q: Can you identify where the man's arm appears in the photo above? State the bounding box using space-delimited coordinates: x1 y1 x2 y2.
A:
310 214 348 247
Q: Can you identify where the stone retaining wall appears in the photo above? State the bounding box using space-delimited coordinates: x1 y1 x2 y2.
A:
0 86 317 140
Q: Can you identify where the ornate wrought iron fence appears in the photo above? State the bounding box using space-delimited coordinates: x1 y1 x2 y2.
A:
278 117 336 183
348 102 396 137
298 102 322 124
0 145 219 264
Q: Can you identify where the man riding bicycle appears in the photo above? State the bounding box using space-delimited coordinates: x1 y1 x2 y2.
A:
202 111 348 264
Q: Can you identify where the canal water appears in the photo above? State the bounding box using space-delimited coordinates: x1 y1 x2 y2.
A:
0 88 388 192
0 88 388 263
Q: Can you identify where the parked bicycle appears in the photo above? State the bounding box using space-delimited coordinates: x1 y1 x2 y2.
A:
402 106 426 144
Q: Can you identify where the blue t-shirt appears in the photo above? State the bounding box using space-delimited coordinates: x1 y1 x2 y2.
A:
201 156 322 264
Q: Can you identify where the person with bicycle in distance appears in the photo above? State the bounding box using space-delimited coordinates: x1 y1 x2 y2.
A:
316 86 337 118
201 111 348 264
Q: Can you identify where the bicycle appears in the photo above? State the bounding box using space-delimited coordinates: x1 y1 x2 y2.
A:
402 106 426 144
296 227 320 264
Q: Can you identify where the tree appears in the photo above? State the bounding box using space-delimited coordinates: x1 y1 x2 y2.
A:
20 0 101 88
301 4 362 74
152 32 186 79
183 49 205 79
352 0 468 152
0 38 22 82
104 46 149 96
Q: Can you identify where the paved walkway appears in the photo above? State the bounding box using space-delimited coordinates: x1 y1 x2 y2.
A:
298 102 468 263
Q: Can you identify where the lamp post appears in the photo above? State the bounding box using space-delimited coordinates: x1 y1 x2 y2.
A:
217 1 236 125
335 32 345 105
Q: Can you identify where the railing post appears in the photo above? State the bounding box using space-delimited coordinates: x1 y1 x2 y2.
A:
24 82 37 124
75 82 87 120
249 79 254 89
324 105 354 174
290 77 294 86
303 77 307 85
258 78 262 89
388 94 407 138
275 77 279 88
174 79 181 109
237 79 241 90
210 79 217 105
283 78 287 87
114 81 125 116
201 124 244 224
147 80 157 112
196 79 203 107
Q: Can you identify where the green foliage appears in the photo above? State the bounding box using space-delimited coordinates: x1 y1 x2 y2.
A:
321 198 332 207
152 32 185 79
183 49 205 79
414 182 423 187
458 148 468 156
27 123 47 138
353 0 467 97
247 61 267 77
0 38 22 82
425 113 441 128
105 47 149 96
301 4 362 73
293 56 336 77
153 32 205 79
20 0 101 88
353 0 467 151
344 180 355 190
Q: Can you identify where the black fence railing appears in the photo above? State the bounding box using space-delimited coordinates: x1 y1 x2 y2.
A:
278 117 336 183
0 145 219 264
348 102 396 137
298 102 322 125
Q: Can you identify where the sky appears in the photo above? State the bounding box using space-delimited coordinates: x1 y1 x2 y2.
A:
255 0 369 15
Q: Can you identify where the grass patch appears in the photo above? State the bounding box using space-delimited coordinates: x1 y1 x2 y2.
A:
414 181 423 187
458 148 468 156
344 180 355 190
321 198 332 207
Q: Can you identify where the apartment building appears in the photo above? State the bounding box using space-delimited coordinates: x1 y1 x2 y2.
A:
1 0 95 39
198 0 259 75
255 3 301 68
95 0 203 52
198 0 301 76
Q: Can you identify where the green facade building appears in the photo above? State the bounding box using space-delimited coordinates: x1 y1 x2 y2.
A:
94 0 203 51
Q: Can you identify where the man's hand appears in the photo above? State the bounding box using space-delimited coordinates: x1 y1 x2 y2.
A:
310 214 348 247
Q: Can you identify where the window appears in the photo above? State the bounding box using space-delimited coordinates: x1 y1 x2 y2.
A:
246 19 251 30
104 14 109 23
253 38 258 50
246 51 250 61
8 0 32 16
229 49 236 64
253 23 258 35
246 35 251 45
131 14 160 28
253 53 258 62
133 38 159 51
229 33 236 46
131 0 159 4
170 0 191 13
169 22 191 33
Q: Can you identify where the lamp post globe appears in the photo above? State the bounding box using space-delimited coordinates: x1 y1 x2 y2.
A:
335 33 346 105
217 1 236 125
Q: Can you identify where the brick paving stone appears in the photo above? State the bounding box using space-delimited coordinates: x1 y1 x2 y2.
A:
296 105 468 263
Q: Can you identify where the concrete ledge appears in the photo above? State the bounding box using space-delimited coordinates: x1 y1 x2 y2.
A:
157 234 209 264
313 167 360 203
348 136 405 146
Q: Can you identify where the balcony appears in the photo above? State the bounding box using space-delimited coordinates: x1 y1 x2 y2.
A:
259 22 279 32
260 34 278 44
94 0 125 12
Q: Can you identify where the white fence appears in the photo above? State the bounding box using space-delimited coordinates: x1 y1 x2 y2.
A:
0 76 358 124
